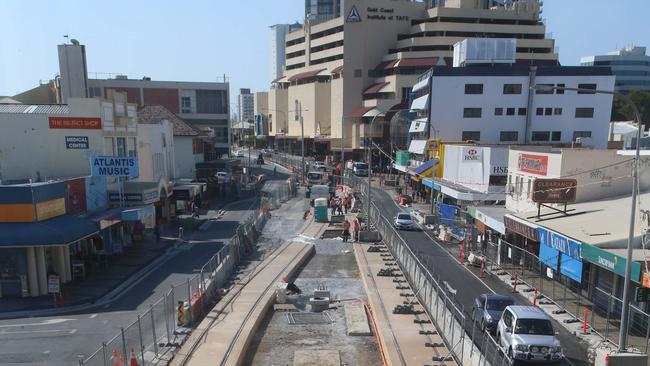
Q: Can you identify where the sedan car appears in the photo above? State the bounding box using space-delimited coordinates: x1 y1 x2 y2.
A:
472 293 515 334
311 162 328 172
233 150 244 158
394 212 415 230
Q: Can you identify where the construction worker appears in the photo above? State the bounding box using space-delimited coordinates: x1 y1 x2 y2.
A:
353 219 361 242
342 220 351 242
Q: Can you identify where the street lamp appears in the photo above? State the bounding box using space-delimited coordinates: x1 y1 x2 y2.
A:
294 100 305 183
531 84 643 352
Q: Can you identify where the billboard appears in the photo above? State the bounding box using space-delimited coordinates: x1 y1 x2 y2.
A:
49 117 101 129
532 179 577 204
91 156 139 177
518 153 548 176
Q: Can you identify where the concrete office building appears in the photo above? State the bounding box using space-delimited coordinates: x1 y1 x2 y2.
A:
264 0 558 157
581 46 650 92
238 88 254 122
306 0 342 23
270 23 303 82
58 40 89 103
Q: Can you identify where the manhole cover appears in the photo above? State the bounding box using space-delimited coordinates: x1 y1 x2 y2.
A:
287 312 333 325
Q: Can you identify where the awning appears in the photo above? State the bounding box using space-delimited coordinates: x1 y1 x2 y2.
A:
375 60 399 70
408 139 428 154
363 82 390 95
409 118 428 133
347 106 375 118
122 204 156 229
331 65 344 74
414 159 438 176
410 94 429 111
86 207 123 230
393 164 409 173
287 68 327 82
271 75 287 83
173 184 201 201
422 178 440 190
412 77 430 93
396 57 438 68
0 214 99 248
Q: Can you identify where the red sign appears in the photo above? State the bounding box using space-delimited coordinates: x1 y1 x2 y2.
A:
532 179 577 204
49 117 102 129
65 178 87 214
518 153 548 176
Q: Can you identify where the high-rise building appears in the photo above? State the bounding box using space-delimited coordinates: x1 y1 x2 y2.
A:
580 46 650 93
238 88 254 122
270 23 303 82
305 0 341 24
57 40 89 103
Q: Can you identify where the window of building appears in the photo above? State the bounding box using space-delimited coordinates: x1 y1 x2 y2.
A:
575 107 594 118
462 131 481 141
573 131 592 140
128 137 137 157
269 114 273 133
531 131 550 141
503 84 522 94
545 107 553 116
535 84 554 94
464 84 483 94
518 108 527 116
556 83 565 94
506 108 515 116
495 107 503 116
551 131 562 141
554 107 563 115
463 108 482 118
104 137 115 156
181 96 191 113
89 87 102 98
196 90 227 114
536 107 544 116
401 87 413 102
489 175 508 185
116 137 127 157
500 131 518 142
578 83 597 94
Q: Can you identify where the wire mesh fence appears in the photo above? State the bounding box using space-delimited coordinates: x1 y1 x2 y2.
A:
78 181 295 366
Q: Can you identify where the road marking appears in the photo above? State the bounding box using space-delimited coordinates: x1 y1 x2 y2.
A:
89 314 97 319
0 318 76 328
69 329 78 334
0 329 71 335
43 350 50 354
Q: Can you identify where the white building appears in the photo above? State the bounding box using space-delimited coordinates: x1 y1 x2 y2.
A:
237 88 254 122
270 23 303 83
137 116 175 184
581 46 650 92
58 41 89 103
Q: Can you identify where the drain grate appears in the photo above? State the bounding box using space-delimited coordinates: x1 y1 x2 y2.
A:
286 312 333 325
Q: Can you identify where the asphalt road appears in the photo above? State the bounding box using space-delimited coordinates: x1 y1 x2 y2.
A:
0 163 289 366
371 187 590 366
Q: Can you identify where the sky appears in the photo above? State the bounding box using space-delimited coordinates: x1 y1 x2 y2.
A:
0 0 648 110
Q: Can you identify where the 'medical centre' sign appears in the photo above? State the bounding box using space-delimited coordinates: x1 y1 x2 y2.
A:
91 156 139 177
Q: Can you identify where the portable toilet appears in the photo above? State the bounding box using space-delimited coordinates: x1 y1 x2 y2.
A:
314 198 328 222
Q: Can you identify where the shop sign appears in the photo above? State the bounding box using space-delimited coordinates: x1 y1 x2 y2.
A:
49 116 101 129
36 198 66 221
532 179 577 204
366 6 410 21
518 153 548 176
65 178 87 215
504 215 537 241
581 243 641 281
491 165 508 175
536 227 581 260
91 156 139 177
47 275 60 294
462 147 483 162
65 136 89 149
109 190 158 203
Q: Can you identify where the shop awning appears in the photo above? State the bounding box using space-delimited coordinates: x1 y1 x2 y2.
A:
86 207 123 230
287 68 327 82
422 178 440 190
375 60 399 70
271 75 287 83
363 82 390 95
0 214 99 248
347 106 375 118
393 164 409 173
331 65 344 74
410 94 429 111
396 57 438 68
122 204 156 229
414 158 438 176
409 118 428 133
408 139 428 154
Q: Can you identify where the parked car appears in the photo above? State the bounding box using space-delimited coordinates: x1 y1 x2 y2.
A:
215 171 230 183
472 294 515 334
353 162 369 176
497 305 563 363
393 212 415 230
311 161 327 172
306 171 325 186
233 150 244 158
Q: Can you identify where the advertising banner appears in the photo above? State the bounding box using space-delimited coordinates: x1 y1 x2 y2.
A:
539 244 559 271
518 153 548 176
560 253 583 283
536 227 581 260
532 179 577 204
91 156 139 177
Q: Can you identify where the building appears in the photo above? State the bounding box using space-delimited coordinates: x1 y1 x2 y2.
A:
264 0 559 156
254 92 270 143
581 46 650 92
270 23 303 82
237 88 254 122
305 0 341 23
58 40 89 103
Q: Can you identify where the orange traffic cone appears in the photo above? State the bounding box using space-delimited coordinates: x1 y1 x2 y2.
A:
112 350 119 366
119 354 126 366
129 348 138 366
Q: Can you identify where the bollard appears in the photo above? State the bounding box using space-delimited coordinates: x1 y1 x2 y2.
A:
583 307 588 334
480 257 486 278
512 273 519 293
459 241 465 263
533 288 538 306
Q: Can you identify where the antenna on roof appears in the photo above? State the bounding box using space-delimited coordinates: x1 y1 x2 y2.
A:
63 35 69 43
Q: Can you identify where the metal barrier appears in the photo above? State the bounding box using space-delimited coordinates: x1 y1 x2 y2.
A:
78 182 295 366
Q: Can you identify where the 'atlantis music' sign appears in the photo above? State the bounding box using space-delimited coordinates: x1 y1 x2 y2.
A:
91 156 139 177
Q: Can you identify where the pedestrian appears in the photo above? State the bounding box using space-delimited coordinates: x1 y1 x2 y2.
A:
346 195 352 212
353 218 360 242
342 220 351 242
343 196 348 214
336 199 344 215
192 205 200 219
329 198 336 216
274 166 277 177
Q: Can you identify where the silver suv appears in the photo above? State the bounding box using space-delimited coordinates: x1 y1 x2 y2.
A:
496 305 563 363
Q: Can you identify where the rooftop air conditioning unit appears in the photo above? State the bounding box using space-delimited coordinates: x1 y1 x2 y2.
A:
115 75 128 80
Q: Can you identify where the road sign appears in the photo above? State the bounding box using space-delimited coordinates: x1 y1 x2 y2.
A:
635 287 650 302
48 275 61 294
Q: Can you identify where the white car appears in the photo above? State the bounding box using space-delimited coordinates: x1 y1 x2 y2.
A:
497 305 563 363
394 212 415 230
311 162 327 172
233 150 244 158
215 172 230 183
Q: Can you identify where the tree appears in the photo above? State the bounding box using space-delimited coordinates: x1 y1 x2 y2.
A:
611 90 650 126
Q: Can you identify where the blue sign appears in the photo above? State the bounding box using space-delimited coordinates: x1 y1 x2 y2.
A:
65 136 89 149
539 244 559 271
91 156 139 177
536 227 581 260
560 253 583 283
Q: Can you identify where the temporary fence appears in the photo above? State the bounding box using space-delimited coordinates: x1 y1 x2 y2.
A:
481 237 650 353
78 181 295 366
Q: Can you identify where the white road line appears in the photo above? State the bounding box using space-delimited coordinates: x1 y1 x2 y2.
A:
89 314 98 319
0 329 71 335
387 194 498 294
0 318 76 328
43 350 50 354
69 329 78 334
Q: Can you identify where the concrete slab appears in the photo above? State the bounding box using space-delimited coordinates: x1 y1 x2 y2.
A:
293 349 341 366
344 303 371 336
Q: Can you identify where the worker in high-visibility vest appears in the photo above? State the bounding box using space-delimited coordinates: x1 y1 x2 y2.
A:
177 301 185 326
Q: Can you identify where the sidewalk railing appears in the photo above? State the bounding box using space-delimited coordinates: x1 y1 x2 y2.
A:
345 173 510 366
78 182 295 366
482 238 650 353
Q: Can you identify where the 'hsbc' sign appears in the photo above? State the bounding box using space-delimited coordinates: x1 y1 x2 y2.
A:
462 147 483 162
